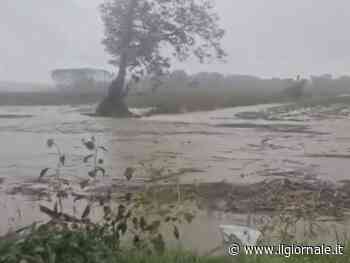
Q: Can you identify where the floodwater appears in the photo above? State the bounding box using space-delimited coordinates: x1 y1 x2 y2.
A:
1 102 350 253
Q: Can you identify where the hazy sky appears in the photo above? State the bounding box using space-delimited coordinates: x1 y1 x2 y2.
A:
1 0 350 83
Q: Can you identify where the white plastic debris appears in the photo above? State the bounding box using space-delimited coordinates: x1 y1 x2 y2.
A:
219 224 261 246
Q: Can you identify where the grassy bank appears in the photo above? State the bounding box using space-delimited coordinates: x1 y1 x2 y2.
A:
0 227 350 263
1 227 349 263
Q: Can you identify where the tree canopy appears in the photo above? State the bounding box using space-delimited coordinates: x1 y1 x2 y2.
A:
100 0 226 82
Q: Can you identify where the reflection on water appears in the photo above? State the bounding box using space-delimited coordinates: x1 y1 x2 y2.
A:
1 103 350 252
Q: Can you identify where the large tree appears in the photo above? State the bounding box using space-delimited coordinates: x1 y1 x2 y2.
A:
96 0 226 117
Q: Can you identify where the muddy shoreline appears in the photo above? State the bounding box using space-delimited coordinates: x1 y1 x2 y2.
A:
6 172 350 219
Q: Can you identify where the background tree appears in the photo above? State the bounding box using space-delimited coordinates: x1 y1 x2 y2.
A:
283 75 307 100
96 0 226 117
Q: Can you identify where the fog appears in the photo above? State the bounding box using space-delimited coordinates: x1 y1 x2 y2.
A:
1 0 350 83
2 1 350 252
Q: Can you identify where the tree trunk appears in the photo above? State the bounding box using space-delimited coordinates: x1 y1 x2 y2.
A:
95 60 132 117
96 0 138 117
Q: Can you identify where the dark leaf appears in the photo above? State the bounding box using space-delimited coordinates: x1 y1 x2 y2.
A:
103 206 111 217
40 205 59 219
116 204 126 220
140 216 147 231
82 139 95 150
133 234 140 246
146 220 161 233
132 217 138 230
81 204 91 219
124 167 135 181
173 225 180 240
53 202 58 213
79 179 90 189
47 139 54 148
88 170 96 178
57 190 68 199
106 190 112 201
132 74 140 83
125 192 132 202
73 194 85 202
39 168 50 179
183 212 195 224
59 155 66 166
117 221 127 235
83 154 94 163
98 158 104 164
125 210 132 219
98 146 108 152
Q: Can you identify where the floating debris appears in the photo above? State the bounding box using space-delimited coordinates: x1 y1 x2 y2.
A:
0 114 33 119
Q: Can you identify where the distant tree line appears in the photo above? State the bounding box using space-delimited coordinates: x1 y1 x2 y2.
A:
130 71 350 99
130 70 295 95
310 74 350 96
51 68 350 99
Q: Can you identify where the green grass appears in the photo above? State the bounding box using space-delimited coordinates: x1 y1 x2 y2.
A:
115 251 231 263
1 226 350 263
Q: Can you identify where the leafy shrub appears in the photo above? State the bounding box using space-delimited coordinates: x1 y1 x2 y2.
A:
36 137 196 255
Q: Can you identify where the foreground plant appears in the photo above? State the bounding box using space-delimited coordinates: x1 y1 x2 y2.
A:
36 137 196 254
1 228 350 263
0 226 116 263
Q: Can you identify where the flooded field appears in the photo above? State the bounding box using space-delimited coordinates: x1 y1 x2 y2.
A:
1 102 350 253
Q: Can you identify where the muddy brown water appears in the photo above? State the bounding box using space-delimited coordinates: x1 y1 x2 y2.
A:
1 103 350 253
